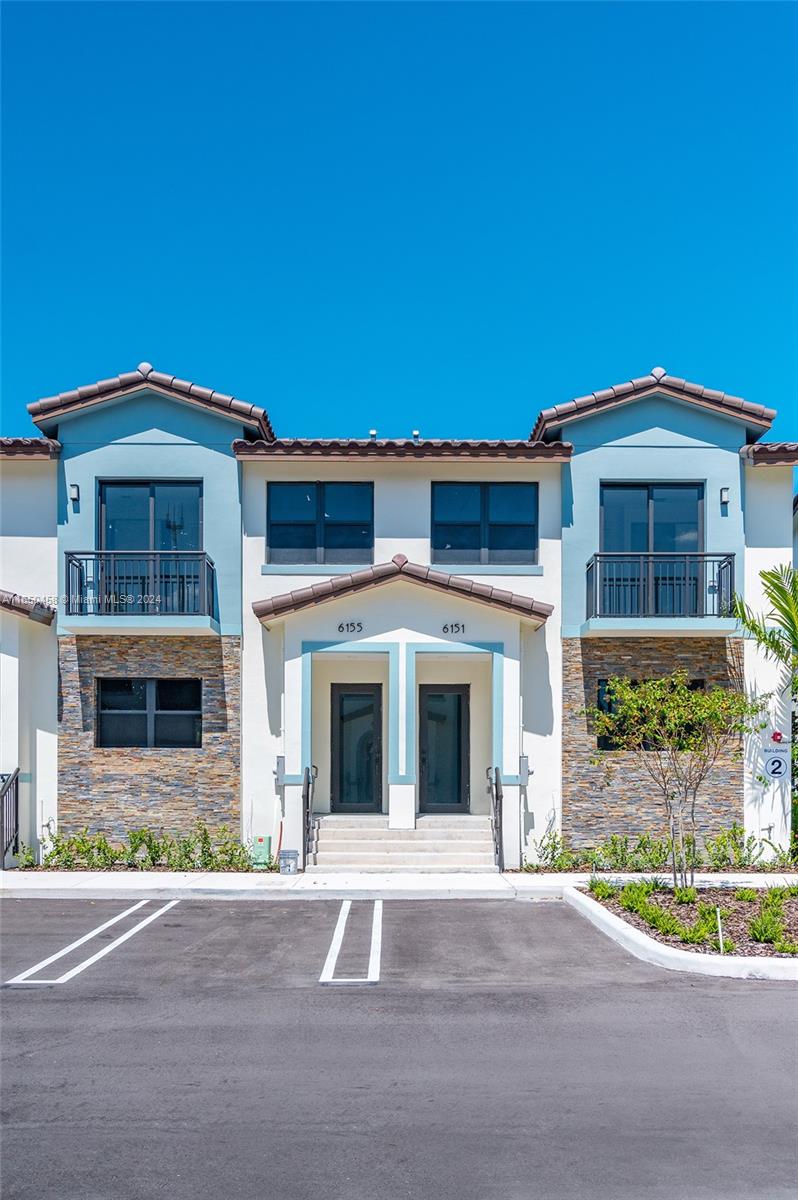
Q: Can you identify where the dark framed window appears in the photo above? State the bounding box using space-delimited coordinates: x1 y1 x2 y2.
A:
596 678 704 751
99 482 202 551
431 482 539 565
97 678 202 748
600 484 703 554
267 482 374 564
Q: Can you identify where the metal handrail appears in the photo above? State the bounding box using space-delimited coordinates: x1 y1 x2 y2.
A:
65 550 216 617
586 552 734 619
1 768 20 861
302 764 318 866
486 765 504 871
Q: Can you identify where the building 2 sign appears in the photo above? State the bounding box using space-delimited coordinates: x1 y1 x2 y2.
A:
762 746 790 781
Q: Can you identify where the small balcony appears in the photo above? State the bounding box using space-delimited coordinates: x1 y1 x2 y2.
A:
585 553 735 620
65 551 216 619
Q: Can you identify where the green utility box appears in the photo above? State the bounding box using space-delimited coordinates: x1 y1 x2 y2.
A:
251 835 272 869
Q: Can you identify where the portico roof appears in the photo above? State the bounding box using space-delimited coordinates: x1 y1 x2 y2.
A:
252 555 553 626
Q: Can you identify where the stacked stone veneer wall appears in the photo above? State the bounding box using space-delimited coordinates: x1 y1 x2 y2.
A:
561 637 744 848
58 636 240 838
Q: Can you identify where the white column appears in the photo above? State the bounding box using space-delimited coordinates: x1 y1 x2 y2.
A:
388 643 415 829
499 647 522 869
744 640 791 854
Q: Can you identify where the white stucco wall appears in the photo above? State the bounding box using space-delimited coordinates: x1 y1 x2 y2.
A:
742 464 794 852
0 458 58 857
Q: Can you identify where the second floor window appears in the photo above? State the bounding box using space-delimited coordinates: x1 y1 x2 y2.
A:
600 484 703 554
431 482 539 565
267 482 374 564
100 482 202 551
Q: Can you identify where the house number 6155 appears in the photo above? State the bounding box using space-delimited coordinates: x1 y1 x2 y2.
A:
338 621 363 633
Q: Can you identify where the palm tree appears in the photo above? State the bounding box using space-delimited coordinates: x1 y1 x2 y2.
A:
733 564 798 676
734 563 798 859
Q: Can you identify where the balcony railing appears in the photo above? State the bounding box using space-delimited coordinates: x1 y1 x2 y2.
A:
65 551 216 617
586 553 735 620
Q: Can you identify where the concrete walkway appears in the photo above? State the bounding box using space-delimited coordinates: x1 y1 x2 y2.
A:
3 867 796 900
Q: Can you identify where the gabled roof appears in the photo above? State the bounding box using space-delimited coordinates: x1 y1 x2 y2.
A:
253 554 553 626
741 442 798 466
27 362 275 440
0 589 55 625
0 437 61 458
531 366 775 441
233 438 571 461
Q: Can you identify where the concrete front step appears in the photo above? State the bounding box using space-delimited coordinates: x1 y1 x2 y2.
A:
313 838 492 854
309 851 496 868
314 815 491 830
304 863 500 873
314 828 493 843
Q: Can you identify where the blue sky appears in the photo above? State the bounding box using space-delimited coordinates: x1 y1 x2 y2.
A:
2 1 796 440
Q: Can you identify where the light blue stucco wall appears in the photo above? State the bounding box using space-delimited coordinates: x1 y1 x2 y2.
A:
559 394 749 635
48 391 244 634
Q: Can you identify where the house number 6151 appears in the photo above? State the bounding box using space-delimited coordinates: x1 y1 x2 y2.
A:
442 622 465 634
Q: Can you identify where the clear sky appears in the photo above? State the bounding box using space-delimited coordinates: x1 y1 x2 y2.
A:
2 1 796 441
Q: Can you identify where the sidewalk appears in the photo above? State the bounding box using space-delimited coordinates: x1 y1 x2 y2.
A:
2 869 796 901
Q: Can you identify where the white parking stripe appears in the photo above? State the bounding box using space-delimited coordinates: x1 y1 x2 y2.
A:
5 899 150 984
367 900 383 983
5 900 179 986
319 900 351 984
319 900 382 986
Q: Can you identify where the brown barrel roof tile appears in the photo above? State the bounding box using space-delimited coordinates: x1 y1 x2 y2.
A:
530 367 775 440
233 438 571 460
252 554 553 625
0 589 55 625
27 362 274 440
0 437 61 458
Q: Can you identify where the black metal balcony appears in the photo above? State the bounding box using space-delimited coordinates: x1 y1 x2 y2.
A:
586 553 735 620
65 551 216 617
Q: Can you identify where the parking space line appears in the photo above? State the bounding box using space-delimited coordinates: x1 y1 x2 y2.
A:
367 900 383 983
319 900 352 983
5 900 179 986
4 899 150 984
319 899 382 986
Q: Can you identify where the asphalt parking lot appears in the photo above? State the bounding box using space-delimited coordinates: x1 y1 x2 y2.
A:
1 897 796 1200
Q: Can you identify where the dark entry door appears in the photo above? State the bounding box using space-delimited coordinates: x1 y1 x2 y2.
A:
331 684 382 813
419 685 470 813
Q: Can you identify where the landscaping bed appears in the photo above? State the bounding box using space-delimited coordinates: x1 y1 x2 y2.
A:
588 878 798 958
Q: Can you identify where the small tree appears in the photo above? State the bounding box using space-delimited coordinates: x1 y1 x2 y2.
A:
590 671 765 887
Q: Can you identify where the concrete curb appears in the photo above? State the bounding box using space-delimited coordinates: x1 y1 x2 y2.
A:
2 869 796 903
563 886 798 982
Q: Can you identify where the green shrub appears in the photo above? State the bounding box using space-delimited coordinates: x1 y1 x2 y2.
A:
588 878 618 900
16 841 37 868
774 940 798 956
704 822 764 871
633 834 671 871
531 831 576 871
734 888 759 902
674 886 697 904
749 909 784 944
35 821 266 872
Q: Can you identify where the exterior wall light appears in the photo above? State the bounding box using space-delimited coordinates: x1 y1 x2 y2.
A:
720 487 730 505
69 484 80 502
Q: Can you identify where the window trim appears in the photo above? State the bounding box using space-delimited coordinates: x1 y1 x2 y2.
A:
98 480 204 553
266 481 375 565
96 677 203 749
599 482 705 554
430 481 539 566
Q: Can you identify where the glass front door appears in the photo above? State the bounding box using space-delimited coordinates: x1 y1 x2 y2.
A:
418 685 470 812
330 684 382 813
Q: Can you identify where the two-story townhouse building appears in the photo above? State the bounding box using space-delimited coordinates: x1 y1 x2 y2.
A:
237 437 568 870
1 362 794 870
17 362 272 845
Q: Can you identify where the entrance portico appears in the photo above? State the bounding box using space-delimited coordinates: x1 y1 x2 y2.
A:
252 555 552 869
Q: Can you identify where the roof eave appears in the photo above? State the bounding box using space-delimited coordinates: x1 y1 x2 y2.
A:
233 439 572 462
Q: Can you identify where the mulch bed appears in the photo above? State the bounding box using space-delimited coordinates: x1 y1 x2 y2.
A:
596 887 798 958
